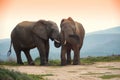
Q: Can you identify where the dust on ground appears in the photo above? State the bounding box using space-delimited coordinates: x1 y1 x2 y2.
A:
2 62 120 80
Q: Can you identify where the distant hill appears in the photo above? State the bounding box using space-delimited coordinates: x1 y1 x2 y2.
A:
0 26 120 61
81 26 120 57
89 26 120 34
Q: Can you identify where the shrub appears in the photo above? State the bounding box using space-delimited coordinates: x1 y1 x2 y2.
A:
0 68 44 80
100 74 120 79
81 55 120 64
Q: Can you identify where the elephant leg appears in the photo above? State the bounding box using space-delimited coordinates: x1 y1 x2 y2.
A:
14 49 23 64
23 50 35 65
39 47 47 65
67 48 71 64
45 41 49 63
73 49 80 65
36 40 47 65
61 46 67 66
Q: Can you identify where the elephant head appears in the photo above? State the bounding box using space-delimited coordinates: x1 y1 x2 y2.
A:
32 20 61 48
60 17 80 45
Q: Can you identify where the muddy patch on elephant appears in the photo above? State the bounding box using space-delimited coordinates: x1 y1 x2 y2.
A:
2 62 120 80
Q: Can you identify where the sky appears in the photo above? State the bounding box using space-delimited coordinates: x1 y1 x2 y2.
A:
0 0 120 39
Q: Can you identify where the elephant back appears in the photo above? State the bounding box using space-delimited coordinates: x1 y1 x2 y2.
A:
18 21 35 28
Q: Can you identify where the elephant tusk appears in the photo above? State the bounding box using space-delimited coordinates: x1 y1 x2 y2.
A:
54 39 60 43
63 40 66 45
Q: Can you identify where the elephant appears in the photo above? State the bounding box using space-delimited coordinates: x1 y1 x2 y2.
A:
7 20 61 65
60 17 85 65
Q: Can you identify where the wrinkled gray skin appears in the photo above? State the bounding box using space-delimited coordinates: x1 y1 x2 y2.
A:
8 20 61 65
60 17 85 65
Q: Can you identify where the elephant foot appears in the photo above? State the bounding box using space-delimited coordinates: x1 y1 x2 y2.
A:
61 61 67 66
40 63 48 66
73 58 80 65
29 61 35 65
73 61 80 65
61 59 67 66
61 63 66 66
73 63 80 65
17 62 24 65
67 60 71 65
40 61 48 66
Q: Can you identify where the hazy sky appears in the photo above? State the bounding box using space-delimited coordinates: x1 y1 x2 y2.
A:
0 0 120 39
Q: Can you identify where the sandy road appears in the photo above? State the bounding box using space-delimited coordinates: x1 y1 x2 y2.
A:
2 62 120 80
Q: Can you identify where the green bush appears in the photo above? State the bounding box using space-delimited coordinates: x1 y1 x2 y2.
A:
100 74 120 79
0 68 44 80
81 55 120 64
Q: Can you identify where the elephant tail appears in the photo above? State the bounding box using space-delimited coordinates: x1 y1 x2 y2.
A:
7 40 12 56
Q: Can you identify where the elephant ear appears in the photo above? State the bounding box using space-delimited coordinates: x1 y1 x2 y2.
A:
68 17 74 22
60 17 75 28
32 20 48 40
60 19 66 28
68 17 75 25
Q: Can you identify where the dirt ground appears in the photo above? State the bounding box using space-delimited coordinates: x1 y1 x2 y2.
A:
2 62 120 80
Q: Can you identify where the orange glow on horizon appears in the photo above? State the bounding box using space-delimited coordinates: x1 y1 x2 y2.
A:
0 0 120 39
113 0 120 14
0 0 11 18
0 0 9 11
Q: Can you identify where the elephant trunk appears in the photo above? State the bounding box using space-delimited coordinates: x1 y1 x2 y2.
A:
54 34 61 48
61 31 67 45
54 39 61 48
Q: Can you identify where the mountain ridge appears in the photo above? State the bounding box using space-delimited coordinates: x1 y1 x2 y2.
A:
88 26 120 35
